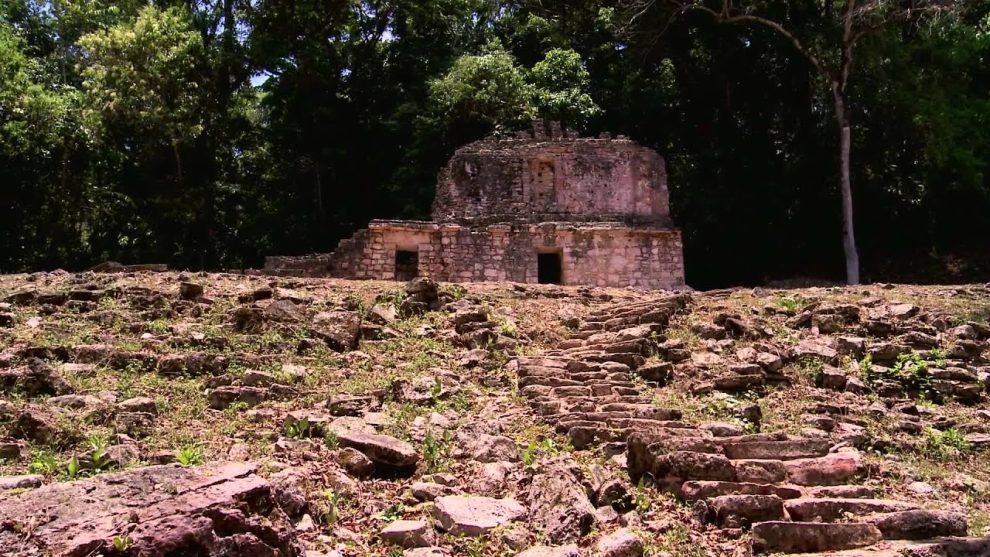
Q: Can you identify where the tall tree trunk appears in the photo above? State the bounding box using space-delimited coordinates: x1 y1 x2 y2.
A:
173 142 183 183
833 93 860 284
315 162 324 215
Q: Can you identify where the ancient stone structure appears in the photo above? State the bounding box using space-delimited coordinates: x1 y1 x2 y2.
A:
264 121 685 289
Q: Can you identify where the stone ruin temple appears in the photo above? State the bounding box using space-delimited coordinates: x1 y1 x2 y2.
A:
264 121 685 289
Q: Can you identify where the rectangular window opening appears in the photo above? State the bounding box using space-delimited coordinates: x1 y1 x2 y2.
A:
395 250 419 281
537 252 562 284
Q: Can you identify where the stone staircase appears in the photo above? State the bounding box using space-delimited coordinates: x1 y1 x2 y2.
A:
512 293 990 555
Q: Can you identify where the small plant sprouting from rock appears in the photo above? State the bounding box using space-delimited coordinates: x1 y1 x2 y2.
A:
796 357 825 385
777 296 802 313
112 535 133 552
928 348 948 368
342 293 369 318
858 354 874 379
28 450 60 476
317 489 342 524
861 352 935 400
224 400 249 414
375 289 406 309
430 377 444 407
652 522 708 557
445 284 467 301
521 438 562 469
87 434 112 472
919 427 970 460
283 417 311 439
377 503 404 523
175 445 204 466
634 479 652 514
324 430 339 449
146 318 171 335
969 509 990 537
422 429 453 473
65 456 82 480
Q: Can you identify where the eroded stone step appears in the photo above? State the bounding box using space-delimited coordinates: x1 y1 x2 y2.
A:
733 458 789 483
698 494 785 527
784 498 919 522
518 377 587 389
866 510 968 540
681 480 802 501
807 485 877 499
551 408 683 425
784 549 902 557
519 376 640 390
648 451 737 486
720 439 833 461
527 394 654 408
751 521 883 554
566 426 626 449
567 423 699 450
783 452 864 486
897 535 990 556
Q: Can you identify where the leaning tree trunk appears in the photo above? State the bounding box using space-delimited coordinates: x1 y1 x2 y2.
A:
833 93 861 284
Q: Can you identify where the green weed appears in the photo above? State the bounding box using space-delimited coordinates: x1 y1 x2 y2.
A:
918 427 970 460
445 284 467 300
861 353 934 399
112 535 133 551
65 456 81 479
146 318 171 335
969 510 990 536
777 296 802 313
521 438 562 468
324 430 339 449
28 450 60 476
175 445 204 466
283 417 311 439
317 489 343 524
423 429 453 473
86 433 112 471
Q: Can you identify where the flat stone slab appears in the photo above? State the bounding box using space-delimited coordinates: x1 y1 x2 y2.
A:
333 428 419 470
433 495 526 536
866 510 968 540
680 481 802 501
721 439 832 461
516 545 581 557
704 494 785 527
594 527 644 557
785 498 919 522
0 474 43 491
0 461 301 556
751 521 882 553
784 452 863 486
380 519 433 548
899 536 990 556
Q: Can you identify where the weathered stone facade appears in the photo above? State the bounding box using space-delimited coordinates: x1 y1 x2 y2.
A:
264 121 685 289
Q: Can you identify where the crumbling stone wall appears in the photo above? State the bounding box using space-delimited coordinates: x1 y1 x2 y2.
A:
432 135 670 226
263 254 332 277
315 220 684 290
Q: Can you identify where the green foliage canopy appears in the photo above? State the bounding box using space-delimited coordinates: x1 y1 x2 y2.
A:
0 0 988 287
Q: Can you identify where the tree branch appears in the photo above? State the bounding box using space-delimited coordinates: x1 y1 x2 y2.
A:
674 2 833 81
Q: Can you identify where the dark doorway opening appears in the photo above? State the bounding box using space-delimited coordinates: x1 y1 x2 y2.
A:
537 252 562 284
395 250 419 281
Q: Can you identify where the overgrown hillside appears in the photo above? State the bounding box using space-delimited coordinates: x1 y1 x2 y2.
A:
0 272 988 556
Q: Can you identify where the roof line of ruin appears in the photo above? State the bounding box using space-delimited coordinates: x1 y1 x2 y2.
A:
366 219 676 231
474 119 633 144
